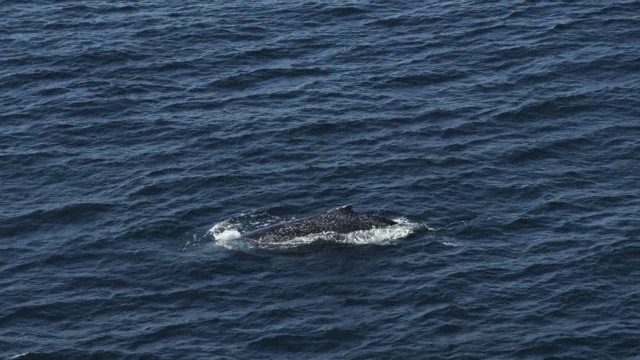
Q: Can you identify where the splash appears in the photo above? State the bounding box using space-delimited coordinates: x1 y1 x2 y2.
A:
206 211 281 251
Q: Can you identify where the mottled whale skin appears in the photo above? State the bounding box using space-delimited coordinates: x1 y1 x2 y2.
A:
243 205 397 243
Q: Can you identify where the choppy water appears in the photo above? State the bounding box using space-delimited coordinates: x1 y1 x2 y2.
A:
1 1 639 359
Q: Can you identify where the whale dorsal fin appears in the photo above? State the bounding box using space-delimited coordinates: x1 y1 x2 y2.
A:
329 205 353 214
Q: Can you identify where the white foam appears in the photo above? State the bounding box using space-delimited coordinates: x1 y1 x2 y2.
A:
214 229 242 241
8 353 29 360
343 223 414 245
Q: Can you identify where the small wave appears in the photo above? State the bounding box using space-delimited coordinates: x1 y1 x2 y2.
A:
0 202 114 238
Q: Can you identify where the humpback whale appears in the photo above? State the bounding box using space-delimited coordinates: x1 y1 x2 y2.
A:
242 205 397 243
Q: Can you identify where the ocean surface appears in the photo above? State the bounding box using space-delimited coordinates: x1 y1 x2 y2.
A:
1 1 639 359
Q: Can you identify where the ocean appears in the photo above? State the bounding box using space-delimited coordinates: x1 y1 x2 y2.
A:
1 1 638 359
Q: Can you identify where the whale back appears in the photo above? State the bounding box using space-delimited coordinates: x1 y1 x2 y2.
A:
243 205 396 242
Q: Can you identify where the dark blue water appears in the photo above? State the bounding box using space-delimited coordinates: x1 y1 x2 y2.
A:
1 1 639 359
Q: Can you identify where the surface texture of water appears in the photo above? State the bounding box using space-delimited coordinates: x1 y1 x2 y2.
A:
1 1 639 359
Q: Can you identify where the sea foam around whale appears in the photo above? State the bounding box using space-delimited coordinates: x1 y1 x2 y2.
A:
208 211 427 252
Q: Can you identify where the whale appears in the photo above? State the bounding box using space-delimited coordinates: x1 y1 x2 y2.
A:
242 205 397 243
